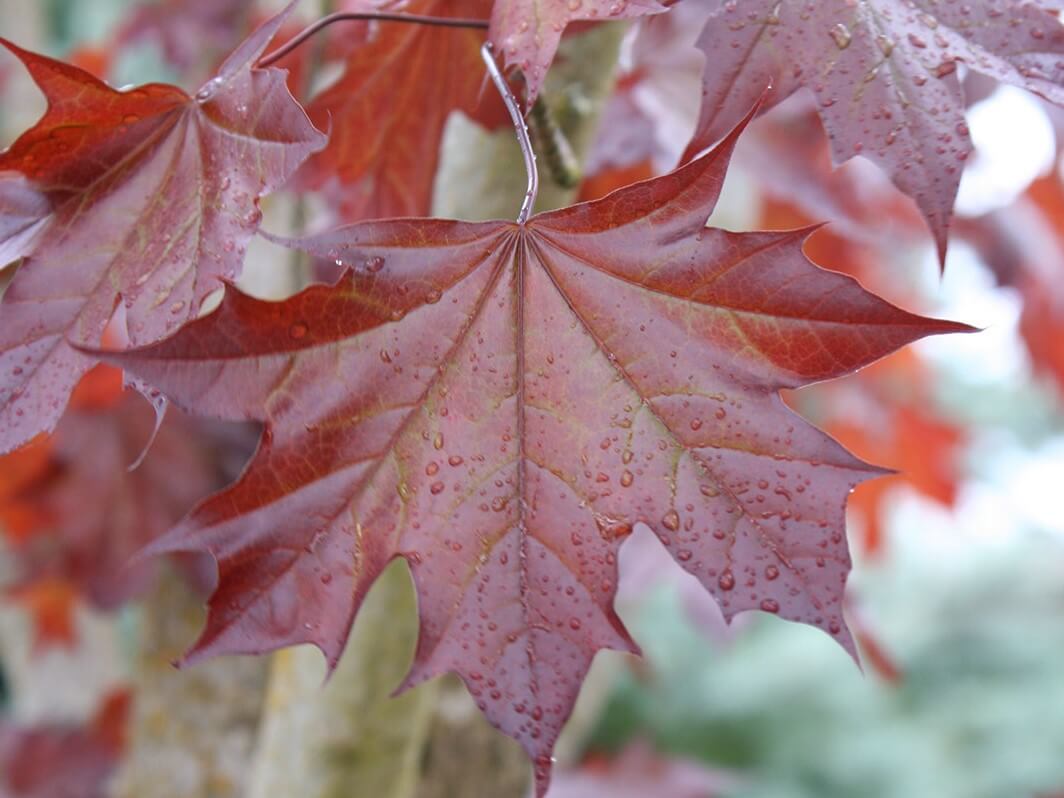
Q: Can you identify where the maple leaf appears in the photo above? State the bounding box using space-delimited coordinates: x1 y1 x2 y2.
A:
682 0 1064 263
489 0 667 106
0 4 325 454
98 114 969 794
297 0 507 220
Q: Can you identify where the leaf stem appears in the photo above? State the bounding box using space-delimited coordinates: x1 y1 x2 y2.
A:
257 11 489 69
481 43 539 224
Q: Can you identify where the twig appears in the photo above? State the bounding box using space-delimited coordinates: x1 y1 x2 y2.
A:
258 11 489 69
481 43 539 224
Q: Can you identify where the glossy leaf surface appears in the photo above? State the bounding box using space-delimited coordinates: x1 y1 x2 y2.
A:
684 0 1064 262
0 6 325 453
103 118 968 794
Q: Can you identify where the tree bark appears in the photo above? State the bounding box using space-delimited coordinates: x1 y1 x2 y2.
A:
110 569 269 798
247 561 435 798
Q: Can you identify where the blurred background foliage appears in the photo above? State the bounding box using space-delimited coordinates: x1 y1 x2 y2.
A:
2 1 1064 797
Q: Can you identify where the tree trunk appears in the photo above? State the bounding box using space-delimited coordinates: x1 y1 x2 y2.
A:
110 569 269 798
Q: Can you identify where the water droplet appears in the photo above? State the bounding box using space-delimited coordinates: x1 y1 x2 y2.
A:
195 76 225 102
661 510 680 531
934 59 956 78
430 481 445 495
718 570 735 591
760 598 780 613
620 470 634 487
433 433 444 450
568 618 582 630
829 23 852 49
917 12 938 29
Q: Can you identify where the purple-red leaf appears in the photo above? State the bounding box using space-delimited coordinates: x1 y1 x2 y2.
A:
0 5 325 454
100 116 969 794
489 0 667 106
683 0 1064 263
0 173 50 267
298 0 507 221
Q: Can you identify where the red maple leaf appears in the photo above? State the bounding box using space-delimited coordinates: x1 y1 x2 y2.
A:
489 0 667 106
682 0 1064 263
98 114 969 794
0 5 325 454
296 0 509 220
0 689 131 798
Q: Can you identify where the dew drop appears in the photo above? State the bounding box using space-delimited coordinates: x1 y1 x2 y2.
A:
829 23 852 49
661 510 680 531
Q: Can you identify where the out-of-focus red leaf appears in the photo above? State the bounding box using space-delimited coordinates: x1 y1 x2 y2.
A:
0 689 131 798
957 170 1064 391
0 367 244 621
819 351 965 555
63 46 112 81
296 0 509 221
684 0 1064 264
0 6 325 454
740 104 927 250
7 578 79 651
547 742 740 797
577 159 655 203
488 0 666 107
578 88 658 202
118 0 253 77
99 110 968 794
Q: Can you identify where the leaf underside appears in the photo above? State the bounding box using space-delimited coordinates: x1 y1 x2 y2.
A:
104 112 968 795
684 0 1064 264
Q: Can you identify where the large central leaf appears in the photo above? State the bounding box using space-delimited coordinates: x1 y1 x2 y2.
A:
105 118 968 794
